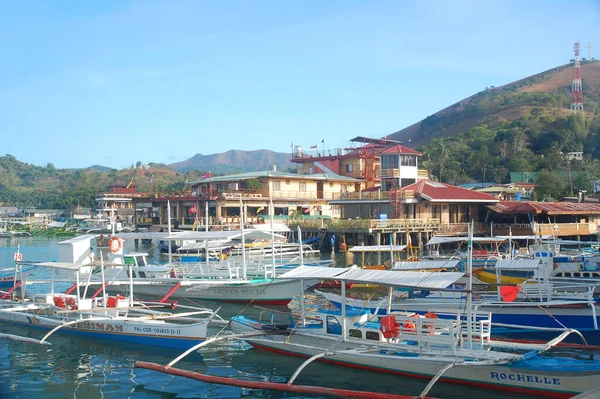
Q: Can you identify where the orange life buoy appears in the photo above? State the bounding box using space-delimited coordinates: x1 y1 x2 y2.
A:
107 297 116 307
424 311 438 319
379 315 400 339
402 313 420 333
107 295 125 308
424 311 438 334
53 296 66 308
109 237 122 253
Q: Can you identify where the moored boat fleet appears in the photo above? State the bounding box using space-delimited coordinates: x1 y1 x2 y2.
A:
2 223 600 398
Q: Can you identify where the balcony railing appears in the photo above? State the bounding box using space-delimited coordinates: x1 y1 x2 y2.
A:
491 222 599 237
335 190 414 201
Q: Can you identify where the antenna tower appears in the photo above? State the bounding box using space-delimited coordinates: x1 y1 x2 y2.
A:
570 42 583 113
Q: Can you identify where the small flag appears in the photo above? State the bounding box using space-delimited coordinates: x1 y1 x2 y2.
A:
256 206 264 214
190 205 197 214
202 172 211 178
310 145 317 149
320 138 324 143
290 141 294 148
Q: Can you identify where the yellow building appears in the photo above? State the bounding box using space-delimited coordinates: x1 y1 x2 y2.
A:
177 169 361 227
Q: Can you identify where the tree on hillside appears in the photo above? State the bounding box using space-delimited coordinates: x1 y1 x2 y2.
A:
534 170 568 201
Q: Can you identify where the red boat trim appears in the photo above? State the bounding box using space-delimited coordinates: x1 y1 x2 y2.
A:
249 343 575 399
134 361 435 399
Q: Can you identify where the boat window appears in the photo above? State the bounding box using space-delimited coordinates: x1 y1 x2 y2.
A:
126 270 137 278
138 271 146 278
326 316 342 335
574 273 581 277
124 257 136 266
349 329 362 338
564 273 571 277
366 331 380 341
583 273 590 277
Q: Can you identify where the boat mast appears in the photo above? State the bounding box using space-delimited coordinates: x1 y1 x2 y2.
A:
167 200 173 267
239 197 247 280
466 221 473 347
269 197 276 278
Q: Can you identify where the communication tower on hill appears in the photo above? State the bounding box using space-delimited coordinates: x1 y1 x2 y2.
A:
570 42 584 113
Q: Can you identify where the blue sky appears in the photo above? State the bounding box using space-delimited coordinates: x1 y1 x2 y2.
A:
1 0 599 169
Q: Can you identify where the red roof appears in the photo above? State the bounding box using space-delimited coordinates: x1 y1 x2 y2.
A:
380 144 423 156
490 201 600 215
402 180 498 203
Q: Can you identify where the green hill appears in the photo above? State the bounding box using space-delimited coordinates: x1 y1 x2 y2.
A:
386 60 600 197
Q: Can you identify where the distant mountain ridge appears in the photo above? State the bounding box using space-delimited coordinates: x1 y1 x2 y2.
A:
168 149 295 174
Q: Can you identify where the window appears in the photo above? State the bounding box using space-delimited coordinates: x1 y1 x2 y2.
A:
286 180 290 185
138 271 146 278
309 166 314 174
349 329 362 338
326 316 342 335
299 182 307 191
366 331 380 341
329 183 333 187
346 164 353 173
400 155 416 167
381 155 396 170
273 181 281 190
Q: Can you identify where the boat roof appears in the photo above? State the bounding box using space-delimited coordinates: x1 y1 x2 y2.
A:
392 260 461 270
494 259 541 269
541 239 599 246
160 230 285 242
348 245 407 252
496 235 552 240
278 265 464 290
425 236 507 246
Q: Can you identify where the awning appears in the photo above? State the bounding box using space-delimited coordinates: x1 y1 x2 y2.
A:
349 245 407 252
392 260 461 270
425 236 507 246
493 259 541 270
278 265 464 290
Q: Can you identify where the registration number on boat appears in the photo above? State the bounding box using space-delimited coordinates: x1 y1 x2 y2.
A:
133 326 182 335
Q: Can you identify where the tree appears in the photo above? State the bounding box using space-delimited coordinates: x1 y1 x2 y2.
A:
535 170 568 201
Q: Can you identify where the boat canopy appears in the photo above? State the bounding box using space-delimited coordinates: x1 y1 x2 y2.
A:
540 239 600 246
493 259 542 270
278 265 464 290
176 239 232 251
161 230 286 242
392 260 461 270
348 245 407 252
424 236 507 246
496 235 552 240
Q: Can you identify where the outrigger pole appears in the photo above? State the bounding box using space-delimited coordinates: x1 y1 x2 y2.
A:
135 360 438 399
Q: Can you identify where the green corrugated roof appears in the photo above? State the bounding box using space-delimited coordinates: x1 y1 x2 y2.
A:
188 170 360 185
510 171 586 183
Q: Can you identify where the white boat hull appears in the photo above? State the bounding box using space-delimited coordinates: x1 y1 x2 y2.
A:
230 319 600 398
0 304 210 349
104 278 318 305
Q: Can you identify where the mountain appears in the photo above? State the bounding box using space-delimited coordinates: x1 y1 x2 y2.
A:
388 60 600 146
168 149 295 174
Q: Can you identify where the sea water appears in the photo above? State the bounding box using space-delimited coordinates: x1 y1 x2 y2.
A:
0 236 530 399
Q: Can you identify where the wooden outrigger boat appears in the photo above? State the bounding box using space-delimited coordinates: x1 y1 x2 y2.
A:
133 226 600 399
0 255 226 349
133 263 600 398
